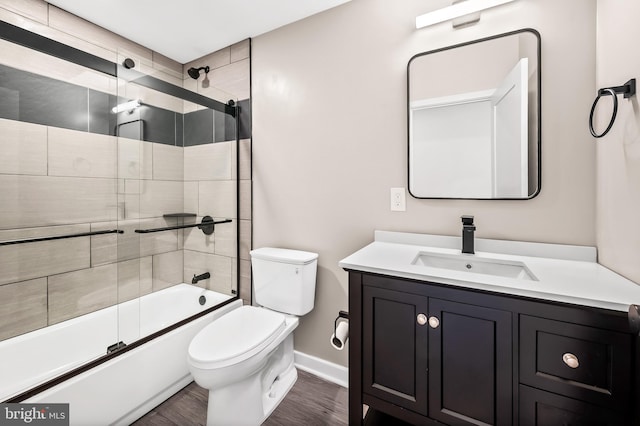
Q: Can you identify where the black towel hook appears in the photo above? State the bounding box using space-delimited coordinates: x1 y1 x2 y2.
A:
589 78 636 138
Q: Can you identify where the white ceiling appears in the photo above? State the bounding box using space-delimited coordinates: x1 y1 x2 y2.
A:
46 0 352 64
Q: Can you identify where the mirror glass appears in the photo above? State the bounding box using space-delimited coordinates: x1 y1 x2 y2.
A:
408 29 540 199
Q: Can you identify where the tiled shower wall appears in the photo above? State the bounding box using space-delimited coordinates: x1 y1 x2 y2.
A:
184 43 252 304
0 0 252 341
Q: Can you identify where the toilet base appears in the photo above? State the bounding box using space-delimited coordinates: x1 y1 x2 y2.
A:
261 365 297 421
205 333 297 426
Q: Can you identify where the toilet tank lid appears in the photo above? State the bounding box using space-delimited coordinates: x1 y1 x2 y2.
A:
250 247 318 264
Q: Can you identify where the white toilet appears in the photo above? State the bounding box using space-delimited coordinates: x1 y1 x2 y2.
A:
187 247 318 426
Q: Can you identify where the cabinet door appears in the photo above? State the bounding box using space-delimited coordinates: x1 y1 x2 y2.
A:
362 285 429 415
428 298 512 426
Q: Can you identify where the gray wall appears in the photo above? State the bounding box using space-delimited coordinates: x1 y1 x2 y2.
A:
252 0 597 367
596 0 640 284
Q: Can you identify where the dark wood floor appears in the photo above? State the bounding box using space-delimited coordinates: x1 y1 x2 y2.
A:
132 370 348 426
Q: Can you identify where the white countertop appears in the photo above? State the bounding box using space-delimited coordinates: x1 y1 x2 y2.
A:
338 231 640 312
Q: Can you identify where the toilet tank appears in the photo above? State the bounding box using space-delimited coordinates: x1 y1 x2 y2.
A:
250 248 318 316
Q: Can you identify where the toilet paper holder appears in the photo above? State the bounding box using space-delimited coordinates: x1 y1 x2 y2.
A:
334 310 349 326
333 311 349 333
332 311 350 349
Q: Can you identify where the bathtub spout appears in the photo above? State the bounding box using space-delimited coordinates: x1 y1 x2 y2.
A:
192 272 211 284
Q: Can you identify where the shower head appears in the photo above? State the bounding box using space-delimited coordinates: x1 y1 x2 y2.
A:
187 66 210 80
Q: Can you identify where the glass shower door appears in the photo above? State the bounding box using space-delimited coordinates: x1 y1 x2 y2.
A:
114 51 239 346
0 35 121 400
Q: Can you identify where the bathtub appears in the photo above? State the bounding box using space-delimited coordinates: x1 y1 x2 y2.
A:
0 283 241 425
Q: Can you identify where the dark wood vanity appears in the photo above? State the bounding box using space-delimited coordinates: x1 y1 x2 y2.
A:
347 271 639 425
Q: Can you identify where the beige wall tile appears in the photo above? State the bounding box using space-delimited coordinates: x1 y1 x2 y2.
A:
239 138 251 181
0 37 116 94
197 77 240 105
0 278 47 341
230 39 250 63
214 217 237 257
239 219 251 261
239 181 251 221
0 175 118 229
138 180 184 218
117 257 152 303
0 0 47 24
183 250 232 295
0 118 47 176
48 5 152 62
239 259 252 305
184 181 199 213
210 59 250 100
153 143 183 181
152 250 183 291
152 51 183 75
48 263 118 325
0 225 90 285
124 179 183 219
184 142 232 181
199 180 237 219
48 127 117 178
177 228 184 250
230 139 237 180
0 8 116 62
116 50 153 74
91 218 178 266
183 100 199 114
138 61 183 87
118 138 153 180
184 48 230 73
117 51 183 87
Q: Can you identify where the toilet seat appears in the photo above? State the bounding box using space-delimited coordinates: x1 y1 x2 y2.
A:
188 306 286 370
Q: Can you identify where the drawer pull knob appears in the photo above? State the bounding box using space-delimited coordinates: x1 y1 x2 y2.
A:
417 314 427 325
562 353 579 369
428 316 440 329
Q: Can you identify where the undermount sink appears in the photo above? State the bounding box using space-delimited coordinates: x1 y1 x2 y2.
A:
412 251 538 281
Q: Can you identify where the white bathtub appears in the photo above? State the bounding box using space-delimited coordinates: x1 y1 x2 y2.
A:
0 283 241 425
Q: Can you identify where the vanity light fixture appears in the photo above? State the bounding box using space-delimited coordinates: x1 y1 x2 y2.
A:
416 0 516 29
111 99 141 114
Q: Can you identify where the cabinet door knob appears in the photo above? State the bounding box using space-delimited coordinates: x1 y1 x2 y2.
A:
562 353 579 369
417 314 427 325
428 316 440 329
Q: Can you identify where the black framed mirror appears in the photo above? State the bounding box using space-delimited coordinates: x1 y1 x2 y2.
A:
408 28 541 200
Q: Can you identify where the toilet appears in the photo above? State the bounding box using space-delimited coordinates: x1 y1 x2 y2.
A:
187 247 318 426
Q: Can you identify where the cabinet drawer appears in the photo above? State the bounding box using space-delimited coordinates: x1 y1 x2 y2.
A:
519 385 625 426
520 315 632 409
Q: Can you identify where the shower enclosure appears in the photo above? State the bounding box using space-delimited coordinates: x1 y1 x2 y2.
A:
0 21 242 402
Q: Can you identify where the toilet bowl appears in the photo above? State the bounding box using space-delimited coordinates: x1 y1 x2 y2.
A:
187 247 318 426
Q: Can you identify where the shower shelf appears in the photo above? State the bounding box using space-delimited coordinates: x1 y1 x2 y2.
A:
163 213 197 218
134 215 231 236
0 229 124 246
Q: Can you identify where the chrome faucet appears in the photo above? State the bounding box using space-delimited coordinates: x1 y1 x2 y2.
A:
192 272 211 284
461 215 475 254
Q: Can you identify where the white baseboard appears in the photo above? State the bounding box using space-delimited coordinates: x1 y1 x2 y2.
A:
294 350 348 388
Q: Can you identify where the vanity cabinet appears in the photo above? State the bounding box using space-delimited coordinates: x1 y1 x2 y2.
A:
348 271 638 426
